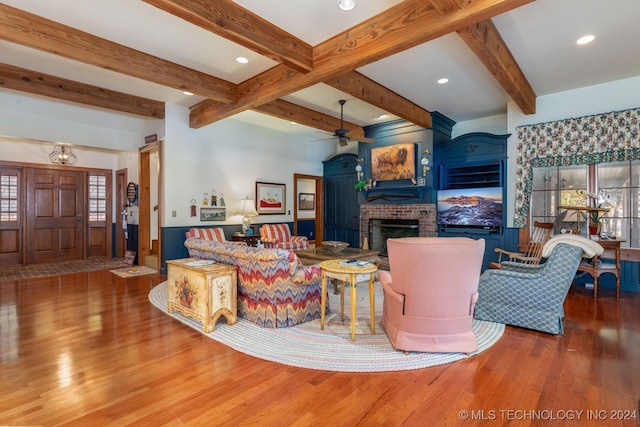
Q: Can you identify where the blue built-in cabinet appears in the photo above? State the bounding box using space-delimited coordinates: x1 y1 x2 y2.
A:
323 154 360 248
359 114 455 205
435 132 511 270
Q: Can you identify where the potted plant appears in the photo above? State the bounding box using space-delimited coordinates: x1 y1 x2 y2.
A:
354 180 368 192
577 189 611 236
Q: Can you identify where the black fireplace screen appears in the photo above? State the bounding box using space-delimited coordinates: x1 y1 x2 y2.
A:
369 219 419 256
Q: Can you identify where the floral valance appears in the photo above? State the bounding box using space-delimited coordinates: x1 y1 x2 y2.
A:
514 107 640 227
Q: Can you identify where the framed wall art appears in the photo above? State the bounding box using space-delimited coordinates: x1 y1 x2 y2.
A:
298 193 315 210
370 142 416 182
256 182 286 215
200 207 226 221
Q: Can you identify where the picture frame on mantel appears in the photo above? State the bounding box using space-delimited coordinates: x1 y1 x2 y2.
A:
256 182 286 215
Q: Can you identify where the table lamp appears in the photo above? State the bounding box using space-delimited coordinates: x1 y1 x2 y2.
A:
234 196 258 234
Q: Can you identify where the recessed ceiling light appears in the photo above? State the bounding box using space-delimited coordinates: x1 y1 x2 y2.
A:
236 56 249 64
577 35 595 45
374 114 388 120
338 0 355 11
437 78 449 84
290 121 297 125
183 91 193 96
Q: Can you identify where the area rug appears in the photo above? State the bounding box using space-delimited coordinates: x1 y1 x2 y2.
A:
111 265 158 278
149 281 504 372
0 258 130 281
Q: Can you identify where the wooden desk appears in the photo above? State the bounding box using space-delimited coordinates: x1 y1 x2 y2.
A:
558 205 609 235
231 234 260 246
576 238 623 298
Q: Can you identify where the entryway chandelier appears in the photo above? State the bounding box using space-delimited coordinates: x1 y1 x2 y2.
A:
49 144 77 165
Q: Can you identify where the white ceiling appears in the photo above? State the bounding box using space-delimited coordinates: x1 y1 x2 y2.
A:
1 0 639 140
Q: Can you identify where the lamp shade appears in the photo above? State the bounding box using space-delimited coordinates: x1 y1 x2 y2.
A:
234 197 258 217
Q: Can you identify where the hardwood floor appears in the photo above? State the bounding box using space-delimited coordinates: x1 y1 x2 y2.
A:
1 270 639 426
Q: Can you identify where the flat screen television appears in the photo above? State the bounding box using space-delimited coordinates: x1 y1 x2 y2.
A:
437 187 503 229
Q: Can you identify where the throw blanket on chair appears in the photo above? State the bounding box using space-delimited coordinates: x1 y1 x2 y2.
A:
541 234 604 258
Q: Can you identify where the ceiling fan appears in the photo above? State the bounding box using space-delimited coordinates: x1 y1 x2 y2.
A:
317 100 375 147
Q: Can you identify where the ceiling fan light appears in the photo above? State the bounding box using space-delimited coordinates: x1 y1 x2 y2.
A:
338 0 355 11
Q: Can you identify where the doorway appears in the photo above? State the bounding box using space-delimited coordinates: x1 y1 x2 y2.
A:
26 168 85 264
138 142 162 270
115 168 127 258
293 173 324 246
0 162 112 266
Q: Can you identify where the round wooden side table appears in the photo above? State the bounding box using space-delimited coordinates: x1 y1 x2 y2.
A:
319 259 378 341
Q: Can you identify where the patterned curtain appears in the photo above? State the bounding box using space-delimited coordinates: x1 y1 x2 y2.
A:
514 107 640 227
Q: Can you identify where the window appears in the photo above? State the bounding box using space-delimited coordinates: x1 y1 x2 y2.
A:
0 173 18 222
88 174 107 222
531 161 640 248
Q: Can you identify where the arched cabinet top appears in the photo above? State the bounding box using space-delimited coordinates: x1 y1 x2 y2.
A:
438 132 510 164
323 153 358 176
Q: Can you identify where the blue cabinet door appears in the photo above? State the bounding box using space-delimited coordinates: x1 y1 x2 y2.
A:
323 154 360 248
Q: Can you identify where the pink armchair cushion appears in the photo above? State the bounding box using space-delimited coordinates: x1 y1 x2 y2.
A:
185 227 226 242
380 237 485 353
260 224 308 250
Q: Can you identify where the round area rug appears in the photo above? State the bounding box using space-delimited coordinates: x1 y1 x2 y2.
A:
149 281 504 372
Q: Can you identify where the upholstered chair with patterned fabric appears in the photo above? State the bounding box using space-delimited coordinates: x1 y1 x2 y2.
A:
474 242 585 335
379 237 485 353
259 223 309 250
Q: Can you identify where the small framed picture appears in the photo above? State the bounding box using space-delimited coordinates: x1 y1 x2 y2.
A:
200 207 226 221
298 193 315 210
256 182 286 215
417 177 425 186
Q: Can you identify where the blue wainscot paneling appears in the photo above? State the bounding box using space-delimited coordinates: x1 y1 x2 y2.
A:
296 219 315 240
161 224 244 273
574 260 640 294
160 222 296 274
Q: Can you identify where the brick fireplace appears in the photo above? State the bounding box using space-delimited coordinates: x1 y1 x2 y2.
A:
359 203 437 269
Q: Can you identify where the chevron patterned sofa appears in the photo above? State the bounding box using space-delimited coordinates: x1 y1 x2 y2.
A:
184 237 323 328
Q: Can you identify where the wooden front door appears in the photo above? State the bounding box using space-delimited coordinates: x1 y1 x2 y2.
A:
26 169 84 264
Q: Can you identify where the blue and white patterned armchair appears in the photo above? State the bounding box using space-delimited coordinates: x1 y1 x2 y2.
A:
473 242 584 335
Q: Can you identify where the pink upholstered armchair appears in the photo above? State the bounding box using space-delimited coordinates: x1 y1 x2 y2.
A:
379 237 485 353
259 223 309 250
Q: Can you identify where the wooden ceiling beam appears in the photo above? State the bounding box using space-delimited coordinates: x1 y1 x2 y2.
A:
252 99 365 138
0 3 236 103
456 19 536 114
143 0 313 73
430 0 535 114
324 71 432 129
429 0 473 15
0 63 165 119
190 0 534 128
